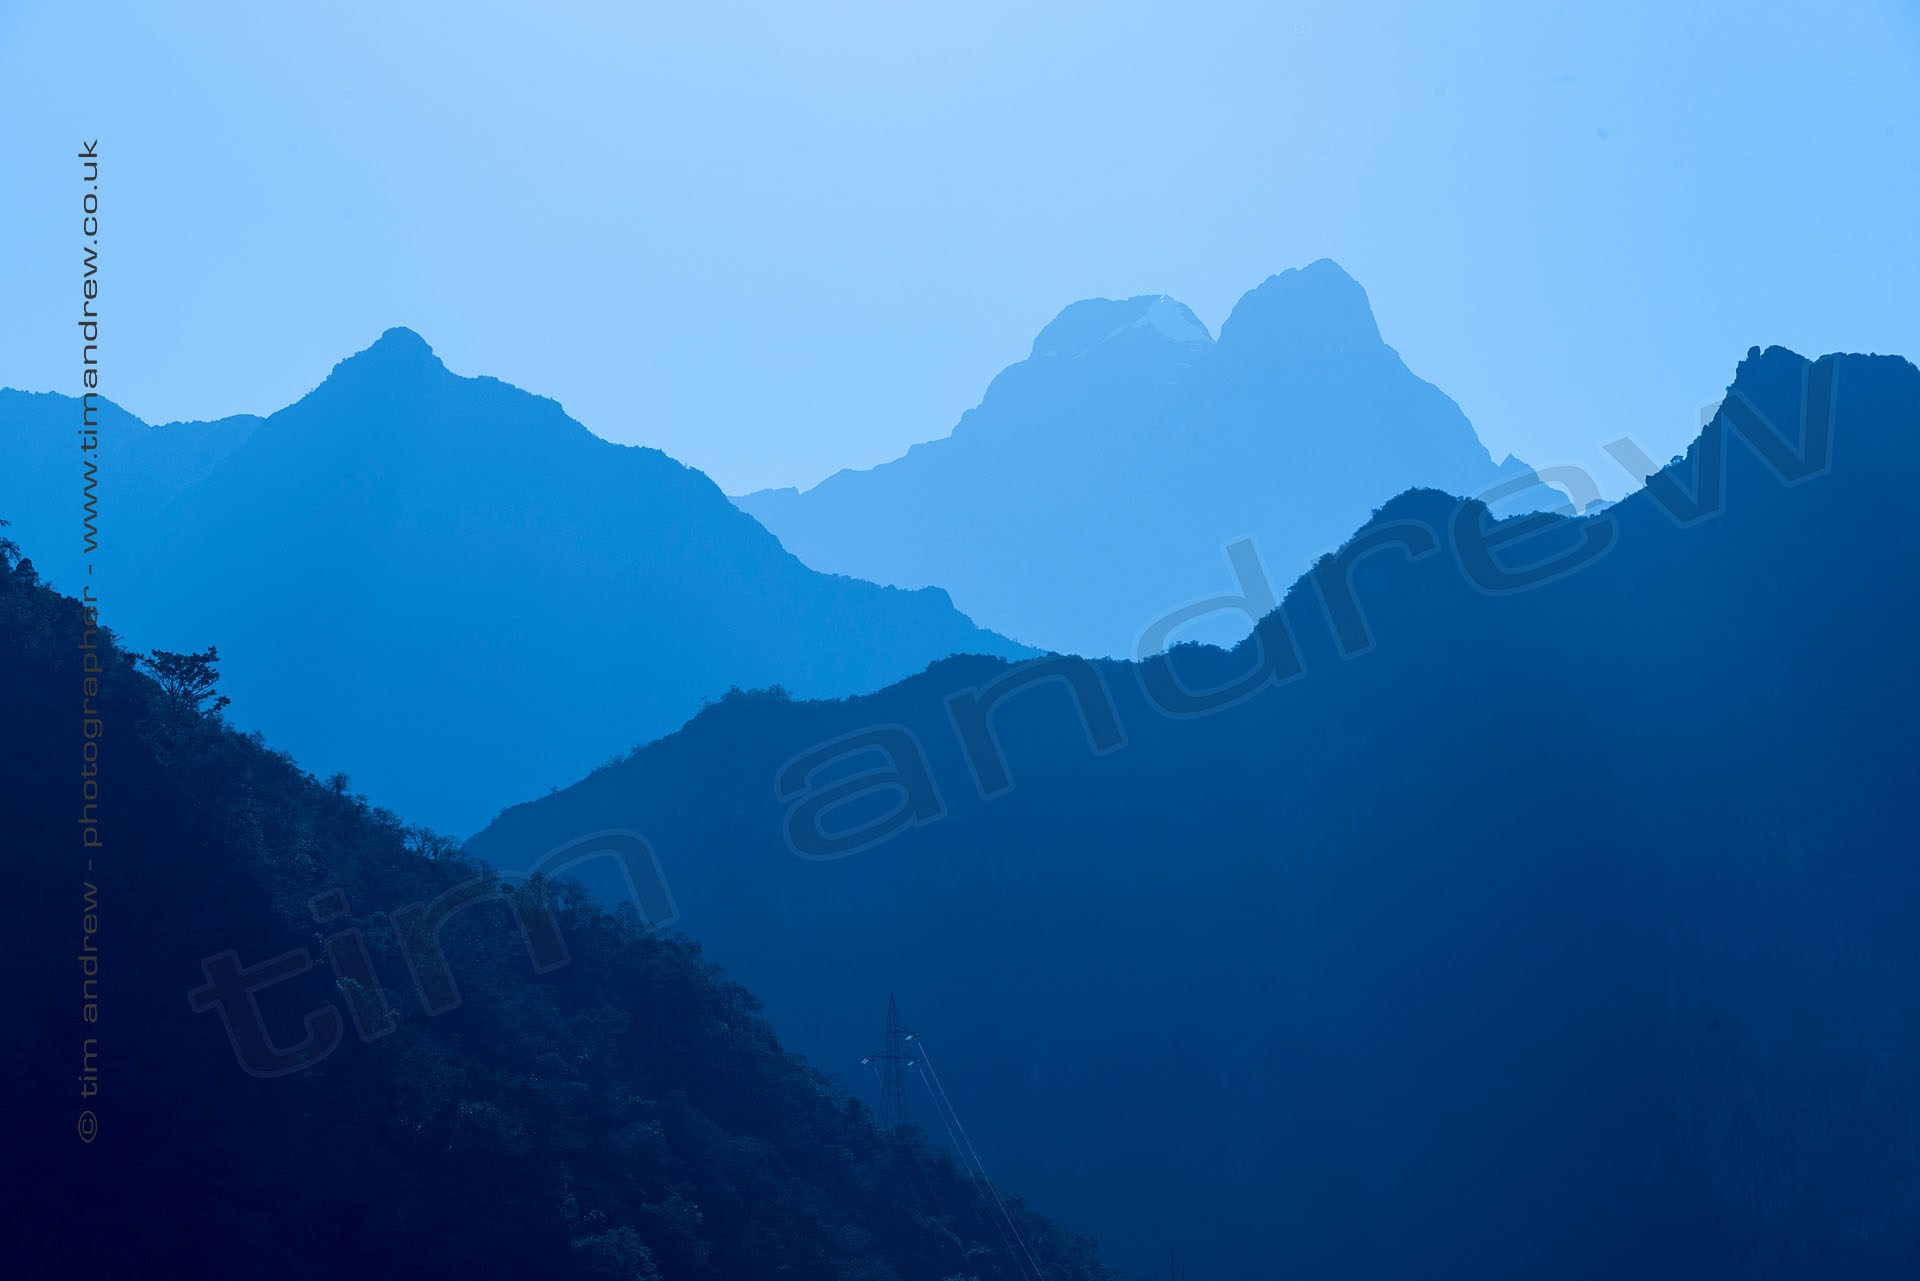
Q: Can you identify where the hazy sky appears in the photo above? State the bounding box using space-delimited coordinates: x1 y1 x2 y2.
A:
2 1 1915 497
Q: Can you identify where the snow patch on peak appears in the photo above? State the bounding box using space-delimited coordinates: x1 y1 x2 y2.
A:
1131 296 1212 345
1030 294 1213 361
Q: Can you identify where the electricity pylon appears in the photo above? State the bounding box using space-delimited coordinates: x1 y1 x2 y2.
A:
861 992 912 1131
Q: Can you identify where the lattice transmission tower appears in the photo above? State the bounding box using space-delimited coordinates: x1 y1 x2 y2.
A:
861 992 913 1130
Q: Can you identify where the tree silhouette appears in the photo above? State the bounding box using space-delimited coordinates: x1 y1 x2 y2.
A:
0 518 29 587
142 645 232 719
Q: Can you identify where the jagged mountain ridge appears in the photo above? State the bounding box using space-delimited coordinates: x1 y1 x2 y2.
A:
484 346 1920 1278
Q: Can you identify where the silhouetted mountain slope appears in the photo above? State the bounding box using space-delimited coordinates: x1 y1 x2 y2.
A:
481 347 1920 1279
0 553 1121 1281
737 260 1560 658
0 330 1032 835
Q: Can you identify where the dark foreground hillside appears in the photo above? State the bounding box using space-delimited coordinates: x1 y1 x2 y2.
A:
0 547 1120 1281
477 347 1920 1280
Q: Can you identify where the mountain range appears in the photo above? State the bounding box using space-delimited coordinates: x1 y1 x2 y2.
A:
0 330 1032 835
736 259 1565 657
9 277 1916 1278
476 345 1920 1278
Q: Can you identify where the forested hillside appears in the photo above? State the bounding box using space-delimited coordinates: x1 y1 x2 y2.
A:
0 535 1119 1281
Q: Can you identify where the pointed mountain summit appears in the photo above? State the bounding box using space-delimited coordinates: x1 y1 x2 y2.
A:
736 260 1563 657
310 326 452 400
1216 257 1384 354
0 336 1032 834
348 323 441 364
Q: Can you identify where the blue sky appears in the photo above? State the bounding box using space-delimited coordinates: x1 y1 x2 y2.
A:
2 0 1915 497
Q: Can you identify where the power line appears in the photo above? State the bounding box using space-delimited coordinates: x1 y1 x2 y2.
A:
914 1033 1047 1281
866 996 1042 1281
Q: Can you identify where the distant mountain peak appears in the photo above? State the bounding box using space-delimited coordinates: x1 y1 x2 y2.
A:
1218 257 1384 355
734 259 1562 658
324 326 448 385
1030 293 1212 361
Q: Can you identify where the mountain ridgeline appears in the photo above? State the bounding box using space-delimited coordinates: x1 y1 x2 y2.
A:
0 330 1032 836
478 346 1920 1278
736 259 1563 658
0 552 1121 1281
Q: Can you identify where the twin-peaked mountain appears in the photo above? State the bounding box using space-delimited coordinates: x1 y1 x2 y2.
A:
0 330 1032 834
478 347 1920 1279
737 259 1562 657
